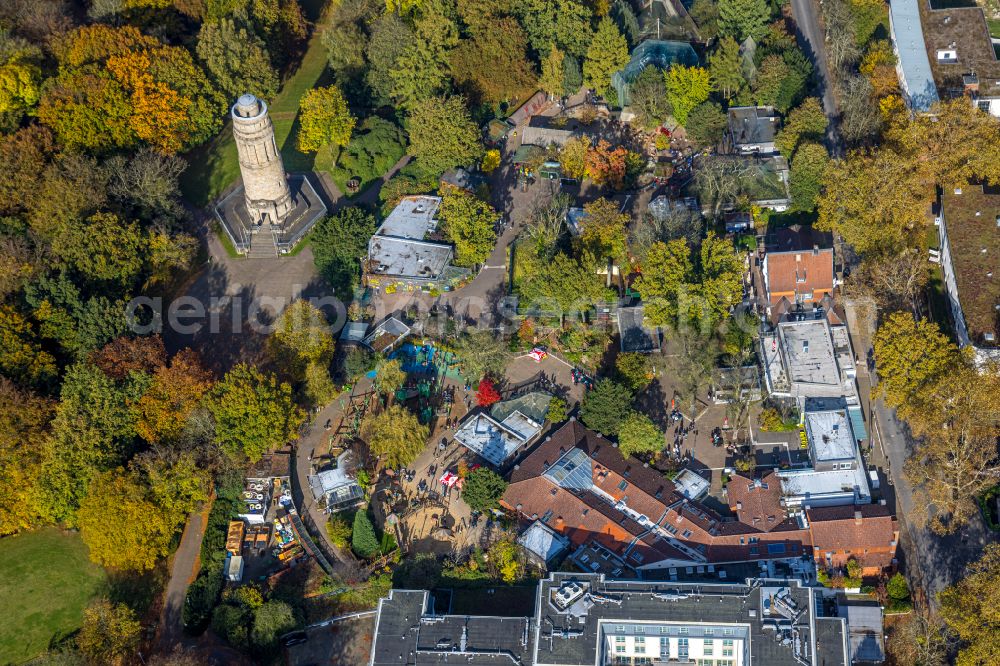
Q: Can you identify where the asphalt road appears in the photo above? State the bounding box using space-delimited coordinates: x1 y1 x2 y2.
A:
156 509 205 652
789 0 843 155
846 307 997 607
870 393 994 606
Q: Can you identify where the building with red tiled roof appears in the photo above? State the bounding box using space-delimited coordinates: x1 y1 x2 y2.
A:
762 225 834 315
807 504 899 576
726 471 786 531
502 420 898 577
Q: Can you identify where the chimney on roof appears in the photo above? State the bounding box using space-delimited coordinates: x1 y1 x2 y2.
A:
556 516 564 527
854 510 863 525
737 501 743 510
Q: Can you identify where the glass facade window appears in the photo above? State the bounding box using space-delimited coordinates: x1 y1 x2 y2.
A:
678 638 689 659
704 628 714 635
722 639 734 647
703 639 714 656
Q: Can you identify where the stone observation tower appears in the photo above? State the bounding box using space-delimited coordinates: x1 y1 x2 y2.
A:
215 94 326 256
232 93 293 226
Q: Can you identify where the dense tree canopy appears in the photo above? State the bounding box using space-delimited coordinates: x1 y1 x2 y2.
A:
664 65 710 126
439 188 498 267
462 468 508 511
196 18 278 100
207 363 302 462
583 18 629 93
78 468 176 571
39 25 224 154
363 404 429 469
311 206 377 298
939 544 1000 664
407 96 483 177
580 379 634 436
297 85 355 153
618 412 664 458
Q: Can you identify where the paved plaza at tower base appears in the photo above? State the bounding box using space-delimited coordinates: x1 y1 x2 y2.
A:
215 174 327 255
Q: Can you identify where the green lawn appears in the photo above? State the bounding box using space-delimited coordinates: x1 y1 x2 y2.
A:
0 528 107 663
180 5 335 207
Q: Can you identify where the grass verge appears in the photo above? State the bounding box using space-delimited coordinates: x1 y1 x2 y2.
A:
180 11 334 207
0 528 107 663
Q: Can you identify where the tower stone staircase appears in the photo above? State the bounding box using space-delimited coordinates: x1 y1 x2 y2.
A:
247 223 279 258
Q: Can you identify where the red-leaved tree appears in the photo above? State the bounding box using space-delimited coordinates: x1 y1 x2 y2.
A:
475 379 501 407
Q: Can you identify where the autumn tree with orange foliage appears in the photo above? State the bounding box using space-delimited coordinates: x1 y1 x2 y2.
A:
134 349 215 444
38 25 224 154
584 140 628 189
90 335 166 380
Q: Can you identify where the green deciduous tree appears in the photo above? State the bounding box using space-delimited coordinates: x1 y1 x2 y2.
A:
311 207 377 298
938 543 1000 665
38 362 137 524
407 96 483 177
616 352 651 391
51 211 146 287
208 363 302 462
577 197 628 269
374 357 406 398
698 232 743 325
270 300 334 377
519 251 608 324
514 0 593 57
452 329 509 381
390 7 458 108
363 404 428 469
789 142 829 212
450 17 536 106
664 65 710 126
78 468 176 571
580 379 634 436
709 36 744 99
684 101 728 147
618 411 664 458
462 467 508 511
366 13 413 106
297 85 356 154
539 45 566 97
718 0 770 41
196 18 278 100
251 600 298 651
78 599 141 666
776 97 828 158
547 396 567 423
633 239 692 327
439 188 498 267
629 65 671 129
583 18 629 93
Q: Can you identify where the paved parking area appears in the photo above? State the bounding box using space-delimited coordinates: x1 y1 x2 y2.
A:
286 615 376 666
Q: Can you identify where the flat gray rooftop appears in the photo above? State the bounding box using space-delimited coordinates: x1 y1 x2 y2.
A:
536 574 830 666
370 590 534 666
369 574 856 666
377 196 441 239
778 319 840 387
805 409 856 462
889 0 940 111
368 235 453 280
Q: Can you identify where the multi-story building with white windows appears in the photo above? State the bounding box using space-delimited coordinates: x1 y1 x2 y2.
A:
367 572 883 665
